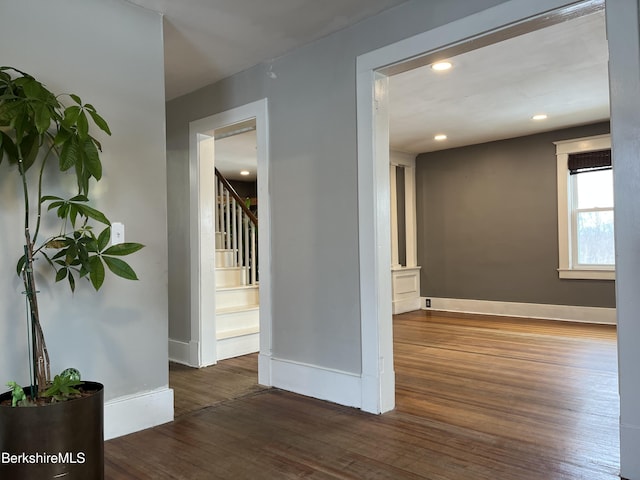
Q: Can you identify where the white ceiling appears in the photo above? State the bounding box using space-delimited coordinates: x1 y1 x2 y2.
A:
389 10 609 154
123 1 609 177
124 0 410 100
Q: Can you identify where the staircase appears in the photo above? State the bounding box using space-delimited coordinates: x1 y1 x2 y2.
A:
214 169 259 361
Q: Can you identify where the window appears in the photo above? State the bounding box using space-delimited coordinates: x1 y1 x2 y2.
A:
555 134 614 280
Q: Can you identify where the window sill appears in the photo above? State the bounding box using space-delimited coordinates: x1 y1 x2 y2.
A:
558 268 615 280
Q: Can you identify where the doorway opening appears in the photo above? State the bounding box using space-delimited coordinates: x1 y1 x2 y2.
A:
188 99 272 387
357 0 609 414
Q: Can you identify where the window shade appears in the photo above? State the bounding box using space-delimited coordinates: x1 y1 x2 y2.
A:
568 149 611 174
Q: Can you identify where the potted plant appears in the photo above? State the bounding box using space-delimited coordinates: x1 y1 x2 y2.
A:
0 66 143 479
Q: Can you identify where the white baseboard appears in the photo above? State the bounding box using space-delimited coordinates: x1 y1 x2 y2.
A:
258 352 272 387
168 338 199 366
104 387 174 440
392 297 422 314
271 357 362 409
422 297 616 324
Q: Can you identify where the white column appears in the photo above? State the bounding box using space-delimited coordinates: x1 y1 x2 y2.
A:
608 0 640 478
389 164 400 268
404 165 417 268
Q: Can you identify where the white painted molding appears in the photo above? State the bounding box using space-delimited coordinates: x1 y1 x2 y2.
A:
390 150 415 168
188 99 272 385
216 332 259 361
393 297 422 314
104 387 174 440
271 358 362 409
423 297 616 324
357 0 584 416
392 266 421 314
168 338 200 366
258 352 273 387
555 134 612 280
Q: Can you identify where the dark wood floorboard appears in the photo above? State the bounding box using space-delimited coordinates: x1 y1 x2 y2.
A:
170 355 267 417
105 311 619 479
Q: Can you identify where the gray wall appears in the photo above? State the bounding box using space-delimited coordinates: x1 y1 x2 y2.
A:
416 122 614 307
166 0 511 373
0 0 168 401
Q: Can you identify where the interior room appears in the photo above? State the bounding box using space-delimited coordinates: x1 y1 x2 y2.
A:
1 0 640 479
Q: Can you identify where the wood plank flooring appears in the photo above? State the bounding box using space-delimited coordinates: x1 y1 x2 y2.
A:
170 356 267 418
105 311 619 479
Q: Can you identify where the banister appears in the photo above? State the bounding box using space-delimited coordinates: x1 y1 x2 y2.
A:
214 168 258 226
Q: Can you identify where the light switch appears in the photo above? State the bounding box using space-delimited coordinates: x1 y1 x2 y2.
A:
111 222 125 245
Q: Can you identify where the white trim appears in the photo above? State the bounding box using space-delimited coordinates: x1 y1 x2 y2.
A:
168 338 200 366
271 358 362 408
393 297 422 314
104 387 174 440
555 134 612 280
189 99 272 387
390 150 415 168
357 0 587 415
216 332 260 361
423 297 616 324
558 268 615 280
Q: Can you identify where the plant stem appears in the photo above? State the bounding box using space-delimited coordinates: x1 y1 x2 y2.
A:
16 141 51 394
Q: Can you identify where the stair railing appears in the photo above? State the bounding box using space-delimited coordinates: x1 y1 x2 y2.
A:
215 169 258 286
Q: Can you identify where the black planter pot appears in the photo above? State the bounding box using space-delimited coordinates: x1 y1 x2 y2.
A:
0 381 104 480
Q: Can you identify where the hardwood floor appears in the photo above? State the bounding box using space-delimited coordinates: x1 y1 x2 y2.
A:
105 312 619 479
170 356 267 418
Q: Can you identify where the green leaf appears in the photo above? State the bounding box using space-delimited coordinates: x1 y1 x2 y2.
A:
87 109 111 135
40 195 63 202
53 126 72 146
98 227 111 252
75 204 110 225
65 244 77 265
103 256 138 280
33 102 51 134
21 78 43 99
61 105 81 129
89 256 105 290
102 242 144 256
16 255 26 276
20 132 40 171
46 200 64 211
68 272 76 292
69 195 88 202
56 203 69 219
83 137 101 180
55 268 68 282
59 135 79 171
0 131 17 163
70 94 82 105
77 110 89 139
69 204 78 228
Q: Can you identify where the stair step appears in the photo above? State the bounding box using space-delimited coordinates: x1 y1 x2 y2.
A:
216 325 259 340
216 305 259 333
216 285 259 310
215 266 247 287
216 331 259 361
215 249 236 267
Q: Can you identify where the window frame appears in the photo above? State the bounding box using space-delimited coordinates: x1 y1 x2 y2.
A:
555 134 614 280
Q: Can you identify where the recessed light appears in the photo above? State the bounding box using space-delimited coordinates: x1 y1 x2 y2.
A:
431 61 452 71
532 114 548 121
434 134 447 141
240 170 250 176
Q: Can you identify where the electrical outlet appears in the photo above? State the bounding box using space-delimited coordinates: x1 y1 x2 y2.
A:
111 222 125 245
425 298 431 308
